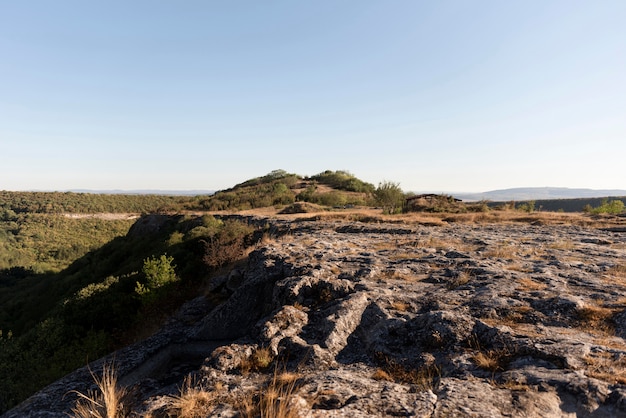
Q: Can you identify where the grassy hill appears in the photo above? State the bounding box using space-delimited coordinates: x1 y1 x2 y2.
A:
1 170 623 413
0 169 376 412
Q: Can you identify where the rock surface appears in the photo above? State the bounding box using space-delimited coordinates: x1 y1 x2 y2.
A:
4 217 626 417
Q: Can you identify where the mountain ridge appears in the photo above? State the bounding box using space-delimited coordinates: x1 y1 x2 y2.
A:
450 187 626 202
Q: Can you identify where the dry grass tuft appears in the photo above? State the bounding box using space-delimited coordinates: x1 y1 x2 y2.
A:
584 351 626 384
374 353 441 391
547 240 576 250
241 346 275 374
516 277 547 292
607 263 626 278
238 368 303 418
484 243 517 259
69 363 128 418
468 335 512 373
472 351 505 372
495 377 530 391
446 270 473 289
390 301 411 312
577 304 618 335
371 368 393 381
167 376 217 418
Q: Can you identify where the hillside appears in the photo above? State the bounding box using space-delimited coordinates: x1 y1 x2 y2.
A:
0 170 377 413
1 171 625 416
4 215 626 417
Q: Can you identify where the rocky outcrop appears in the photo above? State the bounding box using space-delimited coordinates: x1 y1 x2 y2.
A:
4 218 626 417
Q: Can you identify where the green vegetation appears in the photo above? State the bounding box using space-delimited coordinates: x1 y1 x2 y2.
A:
310 170 375 193
0 206 259 412
374 181 405 214
135 254 178 300
0 214 134 273
0 191 191 214
584 198 625 215
516 200 536 213
188 170 377 211
488 196 626 213
194 171 299 211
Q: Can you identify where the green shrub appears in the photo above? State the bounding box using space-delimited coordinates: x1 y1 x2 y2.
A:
585 199 625 214
375 181 405 214
135 254 178 297
517 201 535 213
311 170 375 193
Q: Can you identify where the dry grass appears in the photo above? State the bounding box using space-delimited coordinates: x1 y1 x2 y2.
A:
390 300 411 312
468 335 512 373
241 346 275 374
292 302 306 311
495 377 530 391
484 243 517 259
607 263 626 278
576 304 618 335
516 277 548 292
379 269 420 282
388 251 420 261
547 240 576 250
472 351 505 372
372 368 393 381
374 353 441 391
69 363 128 418
600 264 626 288
506 262 535 273
224 206 626 229
446 270 473 289
167 376 217 418
238 369 303 418
584 351 626 384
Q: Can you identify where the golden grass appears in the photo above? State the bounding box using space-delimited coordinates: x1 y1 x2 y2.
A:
506 262 535 273
472 351 504 372
390 301 411 312
584 351 626 385
483 243 517 259
167 376 217 418
576 304 618 335
238 369 303 418
69 363 127 418
205 205 626 229
547 240 577 250
516 277 547 292
374 353 440 390
372 368 393 381
607 263 626 278
446 270 473 289
241 346 275 374
494 377 530 391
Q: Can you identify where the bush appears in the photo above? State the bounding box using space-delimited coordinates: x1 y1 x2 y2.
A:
311 170 375 193
135 254 178 297
584 199 625 215
517 201 535 213
375 181 404 214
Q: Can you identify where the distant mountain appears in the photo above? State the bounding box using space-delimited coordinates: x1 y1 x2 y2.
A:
452 187 626 202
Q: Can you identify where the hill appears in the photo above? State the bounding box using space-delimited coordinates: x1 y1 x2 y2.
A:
1 171 625 415
4 216 626 417
454 187 626 202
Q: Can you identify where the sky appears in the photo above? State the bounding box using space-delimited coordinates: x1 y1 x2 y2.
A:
1 1 625 193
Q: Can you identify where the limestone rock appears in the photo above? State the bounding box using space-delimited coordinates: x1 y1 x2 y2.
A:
5 218 626 417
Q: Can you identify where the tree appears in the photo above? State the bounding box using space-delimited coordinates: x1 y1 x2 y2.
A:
374 181 405 214
135 254 178 297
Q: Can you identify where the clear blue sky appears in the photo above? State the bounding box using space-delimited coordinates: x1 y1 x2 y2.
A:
1 1 624 192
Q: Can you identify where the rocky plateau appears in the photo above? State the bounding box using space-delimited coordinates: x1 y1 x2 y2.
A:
4 215 626 417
